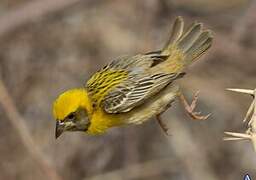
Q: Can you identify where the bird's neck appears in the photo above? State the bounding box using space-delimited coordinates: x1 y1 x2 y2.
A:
78 89 93 116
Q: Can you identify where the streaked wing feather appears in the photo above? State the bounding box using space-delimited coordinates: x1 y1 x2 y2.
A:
87 53 184 114
103 73 183 113
105 53 169 71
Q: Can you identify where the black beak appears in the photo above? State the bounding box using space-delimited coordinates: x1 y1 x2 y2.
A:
55 121 64 139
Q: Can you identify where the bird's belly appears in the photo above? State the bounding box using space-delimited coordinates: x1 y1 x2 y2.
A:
119 84 179 124
87 84 179 134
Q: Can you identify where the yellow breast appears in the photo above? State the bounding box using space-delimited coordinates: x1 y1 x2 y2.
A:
87 108 123 135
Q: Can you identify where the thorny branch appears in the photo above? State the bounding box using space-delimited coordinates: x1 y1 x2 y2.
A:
224 88 256 152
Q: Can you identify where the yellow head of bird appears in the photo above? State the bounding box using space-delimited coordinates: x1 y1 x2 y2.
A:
53 88 91 138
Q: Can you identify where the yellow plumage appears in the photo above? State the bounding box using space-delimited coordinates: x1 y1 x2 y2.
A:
86 69 128 107
53 89 90 120
53 16 213 137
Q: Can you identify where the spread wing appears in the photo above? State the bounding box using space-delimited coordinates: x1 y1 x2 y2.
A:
86 53 184 113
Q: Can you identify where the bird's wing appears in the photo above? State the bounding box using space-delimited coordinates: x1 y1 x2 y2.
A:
86 53 184 113
102 72 183 113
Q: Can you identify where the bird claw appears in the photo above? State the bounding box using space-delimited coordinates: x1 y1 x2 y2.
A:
189 112 211 121
179 91 210 121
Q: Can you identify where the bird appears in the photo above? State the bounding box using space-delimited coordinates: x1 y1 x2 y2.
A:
53 16 213 138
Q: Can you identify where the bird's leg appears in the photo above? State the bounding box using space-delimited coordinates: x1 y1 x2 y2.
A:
155 101 173 135
156 114 170 135
179 91 210 120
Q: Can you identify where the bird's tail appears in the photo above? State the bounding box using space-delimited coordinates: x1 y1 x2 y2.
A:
161 16 213 71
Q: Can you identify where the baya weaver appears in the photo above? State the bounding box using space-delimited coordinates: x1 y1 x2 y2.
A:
53 16 213 138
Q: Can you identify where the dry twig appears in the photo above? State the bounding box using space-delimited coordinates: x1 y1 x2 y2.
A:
224 88 256 152
0 76 62 180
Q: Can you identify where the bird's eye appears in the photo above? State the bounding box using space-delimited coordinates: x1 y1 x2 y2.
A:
67 113 75 121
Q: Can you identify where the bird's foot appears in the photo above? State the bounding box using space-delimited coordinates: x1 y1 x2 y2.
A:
156 114 171 135
179 91 211 120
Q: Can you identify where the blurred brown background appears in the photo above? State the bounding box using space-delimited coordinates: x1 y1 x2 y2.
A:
0 0 256 180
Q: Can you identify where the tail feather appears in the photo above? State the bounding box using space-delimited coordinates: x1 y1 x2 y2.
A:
185 30 213 62
162 16 213 66
177 22 202 53
163 16 184 49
